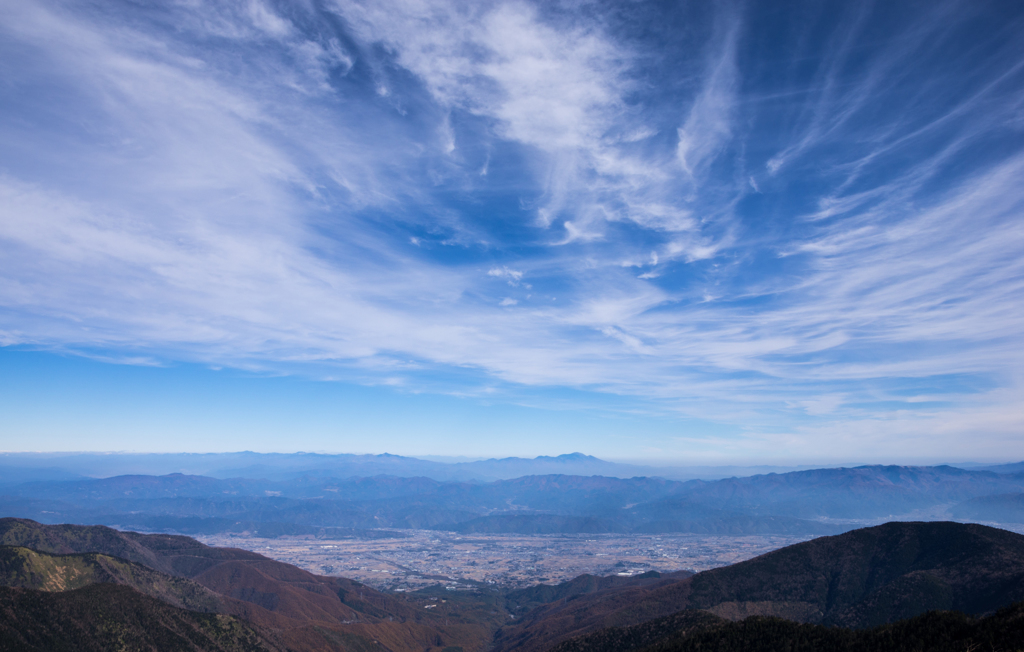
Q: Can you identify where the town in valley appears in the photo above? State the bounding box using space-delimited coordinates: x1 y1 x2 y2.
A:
197 530 816 591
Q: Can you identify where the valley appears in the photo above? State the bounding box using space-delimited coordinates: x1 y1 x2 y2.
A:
196 530 816 591
6 518 1024 652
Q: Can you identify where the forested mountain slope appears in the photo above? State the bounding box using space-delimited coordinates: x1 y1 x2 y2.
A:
492 521 1024 652
0 584 276 652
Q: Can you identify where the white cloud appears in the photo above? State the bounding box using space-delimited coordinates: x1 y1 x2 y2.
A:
247 0 294 38
488 266 524 285
676 16 738 176
330 0 718 247
440 114 456 154
0 0 1022 459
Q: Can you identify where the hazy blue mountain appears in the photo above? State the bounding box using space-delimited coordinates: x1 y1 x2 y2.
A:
663 465 1024 519
0 452 474 482
950 493 1024 523
0 465 85 487
9 474 272 501
976 461 1024 474
0 451 838 483
454 453 654 480
5 464 1024 536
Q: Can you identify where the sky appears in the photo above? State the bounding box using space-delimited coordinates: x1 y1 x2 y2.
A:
1 0 1023 464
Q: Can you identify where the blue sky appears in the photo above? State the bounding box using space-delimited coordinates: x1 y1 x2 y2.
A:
1 0 1023 463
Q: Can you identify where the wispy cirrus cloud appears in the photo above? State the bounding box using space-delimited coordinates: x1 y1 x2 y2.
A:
676 12 739 179
332 0 726 252
1 0 1023 460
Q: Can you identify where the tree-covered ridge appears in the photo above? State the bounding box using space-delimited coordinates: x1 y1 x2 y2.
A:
493 522 1024 652
686 521 1024 627
0 583 276 652
552 603 1024 652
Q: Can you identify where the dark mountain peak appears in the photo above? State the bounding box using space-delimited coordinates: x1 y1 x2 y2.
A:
549 601 1024 652
494 521 1024 652
687 521 1024 628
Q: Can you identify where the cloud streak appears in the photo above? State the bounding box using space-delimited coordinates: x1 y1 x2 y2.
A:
1 0 1023 459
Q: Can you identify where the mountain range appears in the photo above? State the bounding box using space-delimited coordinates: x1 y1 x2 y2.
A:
2 519 1024 651
3 461 1024 537
0 451 876 484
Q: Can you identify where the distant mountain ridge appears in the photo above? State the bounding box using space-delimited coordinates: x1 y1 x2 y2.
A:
976 461 1024 474
5 462 1024 536
951 492 1024 523
0 450 849 483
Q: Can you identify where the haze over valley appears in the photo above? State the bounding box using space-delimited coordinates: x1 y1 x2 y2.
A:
4 452 1024 652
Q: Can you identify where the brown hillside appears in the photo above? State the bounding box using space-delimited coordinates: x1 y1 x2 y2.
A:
0 583 277 652
493 574 695 652
0 518 489 652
